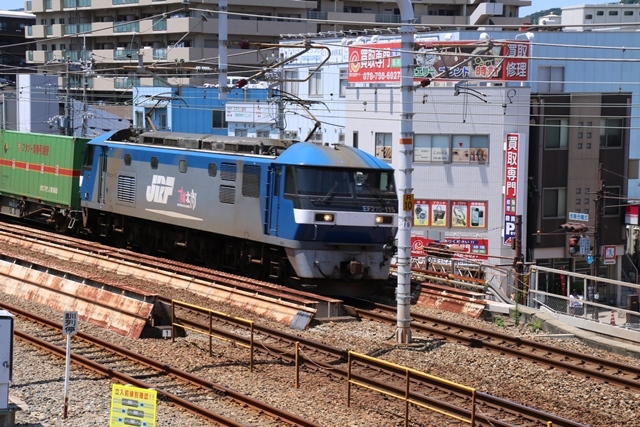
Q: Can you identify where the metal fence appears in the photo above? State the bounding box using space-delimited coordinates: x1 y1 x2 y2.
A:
529 265 640 329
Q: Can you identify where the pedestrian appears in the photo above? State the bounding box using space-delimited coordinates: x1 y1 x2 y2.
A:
570 289 582 315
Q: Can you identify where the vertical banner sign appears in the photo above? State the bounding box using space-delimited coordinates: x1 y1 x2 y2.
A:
503 134 520 245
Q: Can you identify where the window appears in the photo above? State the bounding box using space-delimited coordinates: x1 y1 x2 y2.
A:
415 134 487 163
353 131 358 149
538 66 564 92
543 188 566 218
256 130 270 138
339 68 347 97
156 109 167 130
585 14 593 19
308 68 321 97
135 111 143 130
452 135 490 163
544 118 569 149
608 10 618 16
451 135 470 163
212 109 227 128
179 159 187 173
208 163 217 177
629 159 639 179
596 10 604 16
375 132 392 161
235 128 248 137
600 118 623 148
124 153 131 166
150 156 158 169
624 11 633 16
284 70 299 96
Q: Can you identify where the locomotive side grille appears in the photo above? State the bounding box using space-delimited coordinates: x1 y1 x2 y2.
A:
219 185 235 204
220 162 237 181
117 175 136 204
242 165 260 198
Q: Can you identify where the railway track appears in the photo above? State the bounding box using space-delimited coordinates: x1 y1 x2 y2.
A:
2 302 322 427
353 300 640 392
0 221 338 307
162 301 588 427
0 221 611 425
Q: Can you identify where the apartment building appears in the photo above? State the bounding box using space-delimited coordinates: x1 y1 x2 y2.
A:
0 10 35 82
23 0 317 97
312 0 531 33
22 0 532 99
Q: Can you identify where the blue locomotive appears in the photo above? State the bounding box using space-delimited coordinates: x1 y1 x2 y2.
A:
79 129 398 296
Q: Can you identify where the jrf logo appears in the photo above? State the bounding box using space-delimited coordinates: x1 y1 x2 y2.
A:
146 175 175 204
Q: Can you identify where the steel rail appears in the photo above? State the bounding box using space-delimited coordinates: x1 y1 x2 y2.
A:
2 303 323 427
357 302 640 391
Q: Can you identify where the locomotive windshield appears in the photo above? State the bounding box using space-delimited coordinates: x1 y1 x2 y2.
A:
284 166 396 201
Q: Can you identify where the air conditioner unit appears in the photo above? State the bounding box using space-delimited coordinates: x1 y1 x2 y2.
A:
284 131 298 139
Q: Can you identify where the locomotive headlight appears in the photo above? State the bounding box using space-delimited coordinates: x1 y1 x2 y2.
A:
375 215 393 225
315 213 335 222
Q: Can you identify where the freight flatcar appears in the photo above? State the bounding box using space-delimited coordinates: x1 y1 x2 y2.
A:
0 130 89 231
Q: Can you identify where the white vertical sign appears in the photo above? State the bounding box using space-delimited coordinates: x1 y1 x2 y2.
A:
62 311 78 419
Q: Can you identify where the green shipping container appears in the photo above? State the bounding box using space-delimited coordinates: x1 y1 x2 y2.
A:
0 130 89 211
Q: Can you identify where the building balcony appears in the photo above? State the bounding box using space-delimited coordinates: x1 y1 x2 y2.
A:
63 0 92 8
469 1 504 25
64 23 92 35
26 50 55 63
326 12 376 24
418 15 468 26
26 25 46 39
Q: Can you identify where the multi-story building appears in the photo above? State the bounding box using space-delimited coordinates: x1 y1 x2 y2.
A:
561 4 640 31
311 0 531 33
23 0 317 98
274 27 640 305
21 0 531 101
0 10 35 82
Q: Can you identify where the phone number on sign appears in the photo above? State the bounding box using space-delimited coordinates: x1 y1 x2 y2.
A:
361 71 401 81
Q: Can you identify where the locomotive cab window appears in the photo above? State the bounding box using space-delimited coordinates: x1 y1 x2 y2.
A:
83 145 95 170
284 166 396 204
150 156 159 170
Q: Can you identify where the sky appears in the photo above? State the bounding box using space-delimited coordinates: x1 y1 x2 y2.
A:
2 0 587 18
4 0 26 10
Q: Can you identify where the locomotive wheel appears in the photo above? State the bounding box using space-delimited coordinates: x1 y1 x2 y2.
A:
140 239 156 255
204 248 223 269
173 245 191 263
54 217 68 234
111 232 127 249
244 261 265 280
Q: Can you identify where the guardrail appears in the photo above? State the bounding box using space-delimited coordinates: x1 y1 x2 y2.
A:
347 351 476 426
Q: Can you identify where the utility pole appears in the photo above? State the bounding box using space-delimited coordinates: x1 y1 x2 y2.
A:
395 0 415 344
513 215 524 304
593 163 604 280
81 36 88 137
65 58 73 136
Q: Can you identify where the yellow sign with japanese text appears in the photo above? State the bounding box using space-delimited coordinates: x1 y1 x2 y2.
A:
109 384 157 427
